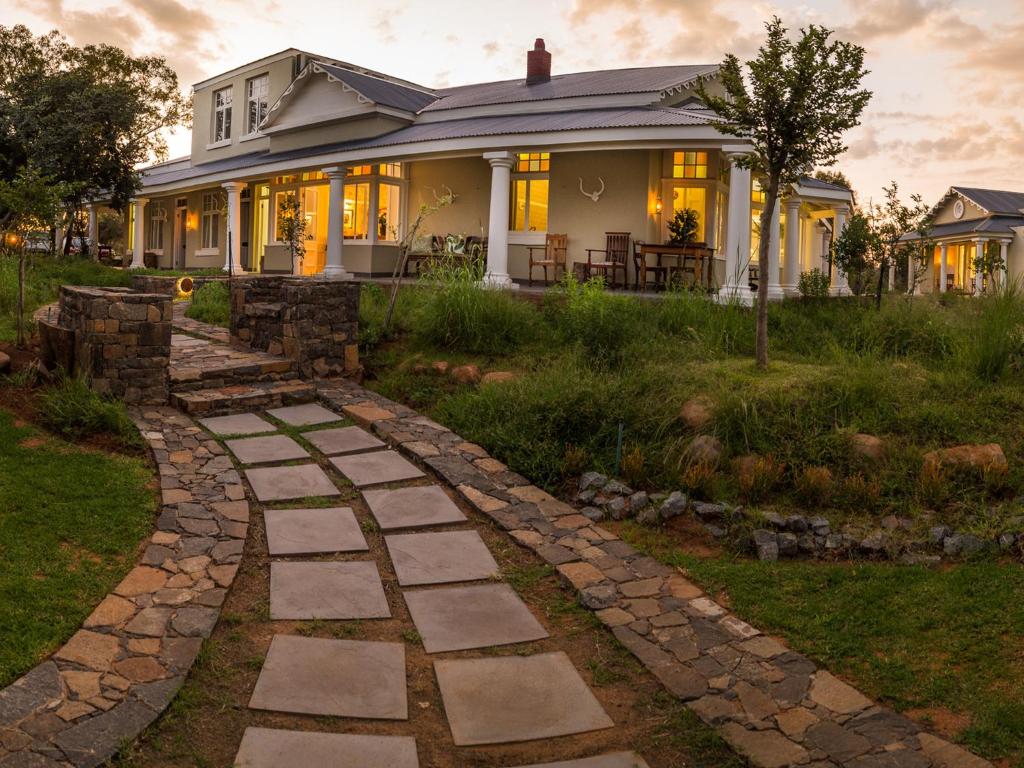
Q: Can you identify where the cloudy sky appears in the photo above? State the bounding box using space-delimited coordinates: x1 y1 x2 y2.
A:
6 0 1021 206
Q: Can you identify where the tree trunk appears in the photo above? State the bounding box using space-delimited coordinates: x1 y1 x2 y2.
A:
874 252 887 310
16 247 26 349
755 177 780 370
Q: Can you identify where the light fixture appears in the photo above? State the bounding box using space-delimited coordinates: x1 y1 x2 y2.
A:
655 197 663 215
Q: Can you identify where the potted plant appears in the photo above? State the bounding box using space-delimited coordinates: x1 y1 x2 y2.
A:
667 208 699 246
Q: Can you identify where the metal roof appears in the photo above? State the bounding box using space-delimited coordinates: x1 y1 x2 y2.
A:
314 62 437 113
899 214 1024 241
798 176 851 192
951 186 1024 215
423 65 719 112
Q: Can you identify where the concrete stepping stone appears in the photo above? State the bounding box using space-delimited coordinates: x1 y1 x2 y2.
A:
403 583 548 653
331 451 424 487
363 485 466 530
249 635 407 719
386 530 498 586
225 434 310 464
264 507 367 555
235 728 419 767
512 754 651 768
267 403 343 426
245 464 340 502
270 561 390 620
434 651 614 745
304 425 385 455
199 412 276 435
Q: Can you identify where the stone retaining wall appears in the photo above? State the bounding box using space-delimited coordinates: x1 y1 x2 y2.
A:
229 276 360 379
38 287 171 405
130 275 228 296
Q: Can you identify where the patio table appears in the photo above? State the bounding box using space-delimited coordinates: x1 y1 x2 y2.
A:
637 243 716 291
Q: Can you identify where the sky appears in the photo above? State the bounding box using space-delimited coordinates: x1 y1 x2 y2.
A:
5 0 1023 207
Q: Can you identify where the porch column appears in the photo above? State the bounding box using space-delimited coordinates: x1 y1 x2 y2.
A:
87 203 99 260
483 151 515 288
1001 240 1011 285
766 198 784 300
717 152 753 303
221 181 246 274
888 261 896 291
939 243 948 293
830 205 850 296
782 198 802 296
129 197 148 269
321 166 353 279
974 238 985 294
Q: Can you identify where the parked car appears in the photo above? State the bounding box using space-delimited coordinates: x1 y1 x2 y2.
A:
24 231 51 253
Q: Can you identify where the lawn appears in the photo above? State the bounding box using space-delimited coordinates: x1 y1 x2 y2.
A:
0 406 156 687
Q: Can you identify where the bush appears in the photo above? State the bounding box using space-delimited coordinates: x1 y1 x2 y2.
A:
973 288 1024 381
39 375 140 448
557 276 640 366
794 466 834 507
736 455 784 504
185 281 230 327
798 268 831 299
620 442 646 488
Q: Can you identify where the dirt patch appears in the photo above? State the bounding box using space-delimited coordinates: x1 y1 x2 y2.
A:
18 436 47 449
905 707 971 740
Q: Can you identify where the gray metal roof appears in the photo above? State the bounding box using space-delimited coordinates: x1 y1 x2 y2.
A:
798 176 851 192
899 214 1024 241
314 62 437 113
952 187 1024 215
423 65 719 112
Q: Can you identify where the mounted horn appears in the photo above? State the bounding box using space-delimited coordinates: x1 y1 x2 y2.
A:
579 177 605 202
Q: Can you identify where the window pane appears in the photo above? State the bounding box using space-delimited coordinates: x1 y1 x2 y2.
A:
510 179 527 231
378 183 401 240
671 186 707 241
223 107 231 140
343 182 370 238
528 179 548 231
274 191 296 241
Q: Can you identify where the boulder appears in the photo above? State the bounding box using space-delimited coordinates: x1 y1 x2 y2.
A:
628 490 649 512
922 443 1007 474
778 532 799 557
680 396 714 430
753 529 779 561
579 471 608 491
686 435 723 466
450 364 481 384
659 491 689 520
636 505 661 526
785 514 808 533
732 454 760 482
605 497 628 519
0 350 9 374
850 433 885 461
692 501 728 520
482 370 516 385
603 479 634 496
430 360 450 375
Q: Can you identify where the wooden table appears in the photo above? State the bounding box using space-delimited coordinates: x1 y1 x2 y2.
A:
636 243 716 291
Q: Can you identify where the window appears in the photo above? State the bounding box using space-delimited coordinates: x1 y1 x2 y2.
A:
349 165 373 176
751 179 767 204
343 182 370 239
201 192 221 249
213 86 233 142
302 171 325 181
273 190 297 242
147 204 165 250
379 162 402 178
672 151 708 179
378 183 402 241
274 174 298 185
671 186 706 241
510 152 550 232
245 75 269 135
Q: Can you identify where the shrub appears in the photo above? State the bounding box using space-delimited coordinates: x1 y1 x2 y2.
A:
798 269 831 299
834 472 882 510
973 288 1024 381
680 461 717 499
794 465 834 507
562 445 590 477
736 455 784 504
620 442 646 488
185 281 230 327
917 463 951 509
558 276 640 366
39 375 140 448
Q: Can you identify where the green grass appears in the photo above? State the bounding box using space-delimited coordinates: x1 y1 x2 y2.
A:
0 409 156 686
184 281 230 328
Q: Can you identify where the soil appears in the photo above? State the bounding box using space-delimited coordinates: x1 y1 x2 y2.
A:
115 432 737 768
905 707 971 740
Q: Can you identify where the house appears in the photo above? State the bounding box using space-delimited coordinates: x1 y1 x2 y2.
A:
900 187 1024 294
87 40 854 300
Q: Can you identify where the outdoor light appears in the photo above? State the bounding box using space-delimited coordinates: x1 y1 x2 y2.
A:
655 197 663 215
4 232 20 248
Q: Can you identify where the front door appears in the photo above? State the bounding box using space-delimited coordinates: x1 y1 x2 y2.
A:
174 205 187 269
240 199 251 270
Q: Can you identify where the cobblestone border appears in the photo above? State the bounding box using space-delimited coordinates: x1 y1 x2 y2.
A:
317 379 992 768
0 408 247 768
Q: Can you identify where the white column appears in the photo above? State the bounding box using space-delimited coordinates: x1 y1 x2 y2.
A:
130 197 147 269
321 166 353 280
829 205 850 296
87 204 99 260
907 250 916 294
482 151 516 288
782 199 802 296
888 261 896 292
939 243 948 293
974 238 985 294
765 197 784 300
221 182 246 274
717 152 753 304
1001 240 1010 286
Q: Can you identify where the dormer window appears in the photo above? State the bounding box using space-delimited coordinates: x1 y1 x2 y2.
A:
246 75 269 135
213 86 233 143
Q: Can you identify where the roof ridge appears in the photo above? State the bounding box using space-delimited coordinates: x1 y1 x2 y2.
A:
313 60 436 96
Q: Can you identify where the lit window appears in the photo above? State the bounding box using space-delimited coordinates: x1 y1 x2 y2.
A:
349 165 373 176
245 75 269 135
201 192 221 249
751 179 767 204
302 171 325 181
378 183 402 241
671 186 706 241
213 86 233 143
147 204 165 250
379 162 402 178
673 151 708 179
516 152 550 173
344 182 370 239
273 190 297 242
273 174 298 185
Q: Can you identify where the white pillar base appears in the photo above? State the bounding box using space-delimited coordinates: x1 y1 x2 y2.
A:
319 265 353 280
766 285 785 302
782 284 801 298
481 272 518 289
829 285 848 297
716 283 754 305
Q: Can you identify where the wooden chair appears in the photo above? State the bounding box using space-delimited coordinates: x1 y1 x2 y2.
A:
587 232 631 289
632 240 668 291
527 233 568 286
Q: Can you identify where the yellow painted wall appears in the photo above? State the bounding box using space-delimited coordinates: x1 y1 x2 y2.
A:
406 157 491 240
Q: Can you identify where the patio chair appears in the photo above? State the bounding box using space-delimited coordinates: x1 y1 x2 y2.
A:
632 239 668 291
587 231 630 289
527 233 568 286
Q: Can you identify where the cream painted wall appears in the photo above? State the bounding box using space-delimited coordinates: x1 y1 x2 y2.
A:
933 195 987 225
406 157 491 240
268 116 410 153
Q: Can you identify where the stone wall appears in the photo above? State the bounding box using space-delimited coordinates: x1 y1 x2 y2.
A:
130 274 228 296
38 286 171 404
230 276 360 378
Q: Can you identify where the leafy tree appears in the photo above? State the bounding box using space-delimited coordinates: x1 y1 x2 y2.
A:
277 193 307 275
667 208 700 246
699 17 870 369
873 182 932 304
813 168 856 206
831 211 879 296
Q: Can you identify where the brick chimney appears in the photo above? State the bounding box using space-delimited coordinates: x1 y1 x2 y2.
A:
526 38 551 85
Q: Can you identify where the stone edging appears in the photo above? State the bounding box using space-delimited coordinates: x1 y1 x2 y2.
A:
317 379 991 768
0 408 247 768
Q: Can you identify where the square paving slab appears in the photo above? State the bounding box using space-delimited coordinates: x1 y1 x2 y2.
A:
513 754 650 768
225 434 310 465
386 530 498 586
199 412 276 436
363 485 466 530
267 403 343 426
434 652 614 745
331 451 424 487
249 635 407 719
235 728 419 768
245 464 340 502
264 507 367 555
404 583 548 653
304 425 386 455
270 561 390 620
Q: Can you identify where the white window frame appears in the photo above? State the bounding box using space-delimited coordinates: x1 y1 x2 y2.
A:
200 192 221 252
212 85 233 144
245 74 269 136
509 153 550 243
146 203 165 253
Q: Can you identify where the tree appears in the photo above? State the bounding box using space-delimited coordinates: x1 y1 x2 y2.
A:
830 211 879 296
277 193 307 275
871 182 931 305
813 168 857 207
0 164 69 347
667 208 700 246
699 17 870 369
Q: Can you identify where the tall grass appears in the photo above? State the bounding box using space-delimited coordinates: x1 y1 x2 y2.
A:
39 374 141 449
184 281 230 327
555 276 643 366
973 283 1024 381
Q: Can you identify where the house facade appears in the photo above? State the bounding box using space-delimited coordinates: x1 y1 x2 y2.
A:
901 187 1024 294
89 41 854 300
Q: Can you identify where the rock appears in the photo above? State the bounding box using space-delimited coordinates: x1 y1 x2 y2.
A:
579 472 608 491
880 515 901 530
825 533 845 550
580 506 604 522
777 532 799 557
576 489 596 504
628 491 649 511
785 514 808 533
860 530 889 554
686 435 723 466
602 479 632 496
959 534 990 556
579 584 619 610
942 534 963 556
850 433 885 461
762 511 786 529
680 396 714 430
430 360 449 375
450 364 481 384
636 505 661 526
804 720 872 762
481 370 516 384
809 516 830 535
928 525 950 546
605 497 627 519
659 491 689 520
719 722 809 768
753 529 779 562
808 671 873 715
922 443 1007 474
0 351 9 373
692 500 728 520
705 524 727 538
999 532 1017 551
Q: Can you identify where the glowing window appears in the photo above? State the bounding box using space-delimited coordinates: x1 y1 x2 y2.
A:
672 151 707 179
301 171 325 181
201 192 221 249
378 183 402 241
343 182 371 239
752 179 767 204
349 165 373 176
273 174 298 185
147 204 165 250
671 186 707 241
516 152 550 173
379 162 402 178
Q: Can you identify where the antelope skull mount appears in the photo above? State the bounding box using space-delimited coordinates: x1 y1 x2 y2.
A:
579 177 605 202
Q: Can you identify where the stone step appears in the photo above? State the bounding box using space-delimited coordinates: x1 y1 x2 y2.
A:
169 360 299 392
171 380 316 416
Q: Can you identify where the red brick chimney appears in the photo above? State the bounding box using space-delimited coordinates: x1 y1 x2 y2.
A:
526 38 551 85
